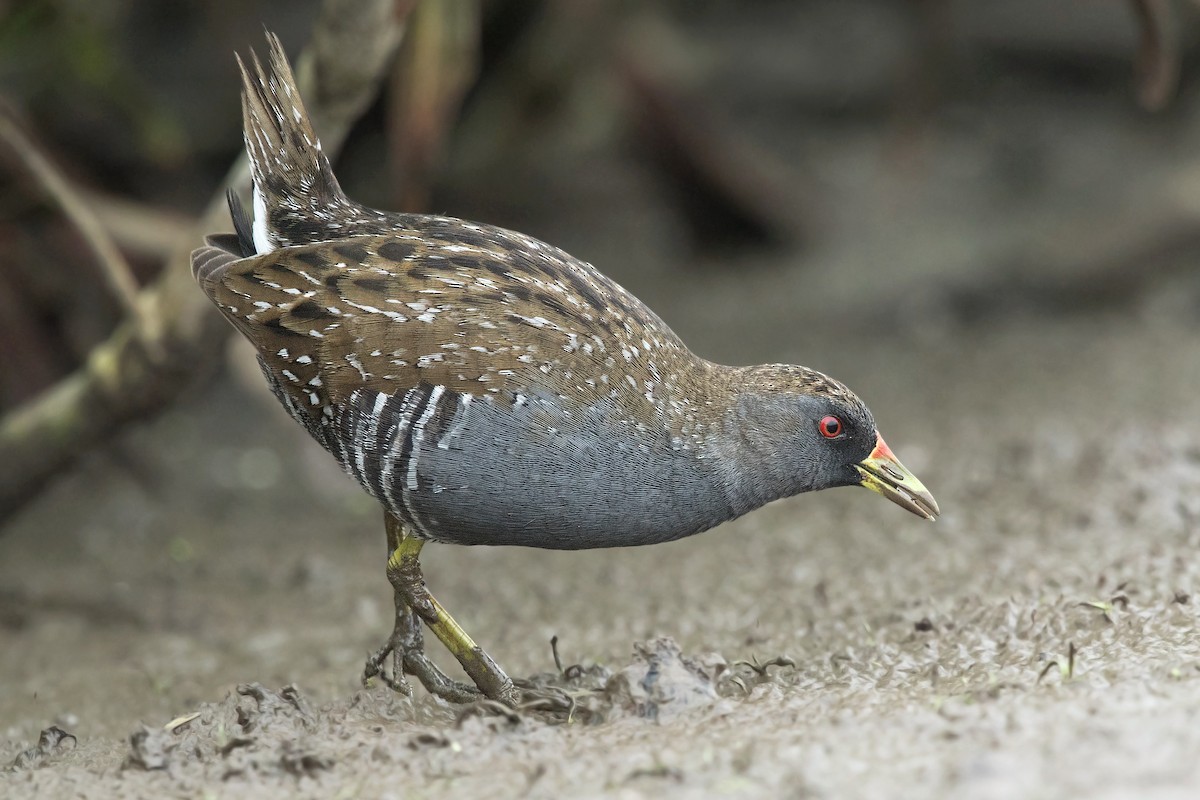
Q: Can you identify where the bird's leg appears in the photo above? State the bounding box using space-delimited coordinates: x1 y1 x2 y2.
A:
386 521 519 707
363 514 481 703
364 584 483 702
397 605 485 703
362 585 415 695
363 510 414 692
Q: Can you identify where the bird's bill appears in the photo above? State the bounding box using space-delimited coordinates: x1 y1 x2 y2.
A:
855 435 940 520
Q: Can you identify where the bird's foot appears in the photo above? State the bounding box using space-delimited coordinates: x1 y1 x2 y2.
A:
361 602 580 716
451 683 577 725
511 681 577 716
364 638 572 712
373 514 521 707
362 604 482 704
362 601 416 695
362 638 411 696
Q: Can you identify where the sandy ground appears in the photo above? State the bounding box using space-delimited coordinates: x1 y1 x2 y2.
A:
6 5 1200 798
4 278 1200 799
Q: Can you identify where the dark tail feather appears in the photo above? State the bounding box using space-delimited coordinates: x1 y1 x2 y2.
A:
226 189 255 256
237 32 347 251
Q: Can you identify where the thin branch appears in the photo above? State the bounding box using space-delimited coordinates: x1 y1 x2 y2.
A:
0 0 409 525
1130 0 1178 112
0 106 144 321
862 210 1200 333
387 0 480 211
622 50 802 251
82 190 194 260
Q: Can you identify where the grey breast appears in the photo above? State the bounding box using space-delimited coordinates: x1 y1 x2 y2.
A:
326 382 736 550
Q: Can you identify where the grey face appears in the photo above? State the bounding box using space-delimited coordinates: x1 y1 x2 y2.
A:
725 390 878 506
732 388 940 521
792 393 878 491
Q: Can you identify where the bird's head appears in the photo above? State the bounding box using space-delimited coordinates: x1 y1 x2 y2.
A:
729 364 939 520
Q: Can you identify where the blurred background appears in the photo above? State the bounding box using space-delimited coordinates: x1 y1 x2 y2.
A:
3 1 1197 429
4 0 1200 773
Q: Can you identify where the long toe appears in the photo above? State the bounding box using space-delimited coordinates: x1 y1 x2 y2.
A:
401 651 484 705
363 632 412 695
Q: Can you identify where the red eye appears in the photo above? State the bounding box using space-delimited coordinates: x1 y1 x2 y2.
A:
818 415 843 438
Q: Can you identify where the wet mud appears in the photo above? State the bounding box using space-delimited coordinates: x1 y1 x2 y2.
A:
5 290 1200 799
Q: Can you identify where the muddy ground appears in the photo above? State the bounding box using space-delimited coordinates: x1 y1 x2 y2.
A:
5 4 1200 798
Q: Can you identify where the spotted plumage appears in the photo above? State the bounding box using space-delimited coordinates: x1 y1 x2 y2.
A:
192 33 938 705
198 223 752 546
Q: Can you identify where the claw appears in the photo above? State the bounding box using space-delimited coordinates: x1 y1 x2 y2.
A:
362 638 413 696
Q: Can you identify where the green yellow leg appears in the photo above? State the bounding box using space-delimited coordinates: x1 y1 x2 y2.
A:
388 527 518 706
364 512 517 707
363 513 480 702
362 585 484 703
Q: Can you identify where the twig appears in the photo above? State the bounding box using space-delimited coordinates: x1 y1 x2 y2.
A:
0 106 144 322
620 13 802 252
388 0 480 212
450 1 621 175
81 189 194 260
1129 0 1178 112
0 0 409 525
862 209 1200 333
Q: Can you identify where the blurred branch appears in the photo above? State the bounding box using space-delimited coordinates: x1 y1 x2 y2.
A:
885 0 952 169
452 1 623 175
619 6 804 251
456 2 800 253
621 50 801 251
0 106 144 323
0 0 409 526
1129 0 1178 112
879 210 1200 330
388 0 480 211
83 190 193 260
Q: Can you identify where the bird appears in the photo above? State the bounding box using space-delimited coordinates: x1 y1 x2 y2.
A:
192 33 939 707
